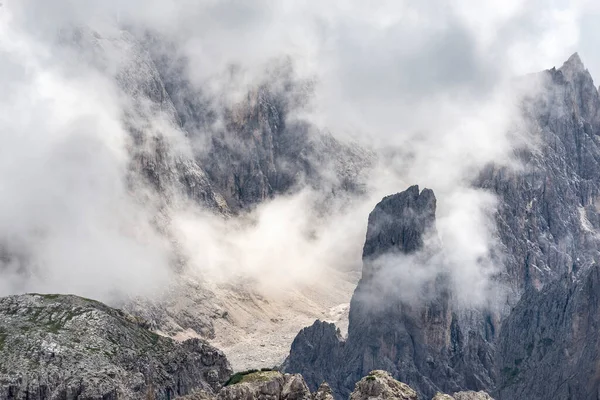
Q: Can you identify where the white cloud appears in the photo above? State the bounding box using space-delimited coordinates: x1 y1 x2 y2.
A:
0 0 598 309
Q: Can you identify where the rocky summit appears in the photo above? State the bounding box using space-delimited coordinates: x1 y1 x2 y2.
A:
0 294 231 399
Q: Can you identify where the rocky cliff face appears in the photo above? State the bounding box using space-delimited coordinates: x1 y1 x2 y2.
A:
497 265 600 400
139 32 372 214
478 53 600 294
484 53 600 399
286 54 600 400
64 26 230 215
0 294 232 400
284 186 495 399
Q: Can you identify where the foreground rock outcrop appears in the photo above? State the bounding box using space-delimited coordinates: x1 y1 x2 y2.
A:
349 370 417 400
350 371 493 400
179 370 492 400
219 371 311 400
0 294 232 399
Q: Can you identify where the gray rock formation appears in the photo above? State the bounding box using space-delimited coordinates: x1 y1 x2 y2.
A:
286 53 600 400
349 371 417 400
478 52 600 294
482 52 600 399
314 383 336 400
142 34 373 213
0 294 232 399
347 371 493 400
218 371 311 400
497 265 600 400
63 26 230 214
284 186 494 399
178 370 313 400
177 370 483 400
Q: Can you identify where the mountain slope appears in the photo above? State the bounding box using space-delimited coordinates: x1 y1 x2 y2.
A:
0 294 232 400
44 26 372 370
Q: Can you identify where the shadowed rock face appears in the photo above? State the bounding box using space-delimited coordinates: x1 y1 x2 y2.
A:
497 265 600 400
0 294 232 400
484 53 600 399
284 186 495 399
142 34 373 213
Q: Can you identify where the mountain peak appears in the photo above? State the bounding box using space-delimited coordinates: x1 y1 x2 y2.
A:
362 185 436 260
565 52 583 66
559 52 587 80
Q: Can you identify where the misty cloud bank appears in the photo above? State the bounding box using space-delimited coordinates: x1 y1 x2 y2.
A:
0 0 598 308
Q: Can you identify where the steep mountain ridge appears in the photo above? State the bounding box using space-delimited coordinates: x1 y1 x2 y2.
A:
478 52 600 294
285 53 600 399
141 32 373 213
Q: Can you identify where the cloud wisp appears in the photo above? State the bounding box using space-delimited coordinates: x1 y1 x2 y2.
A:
0 0 597 309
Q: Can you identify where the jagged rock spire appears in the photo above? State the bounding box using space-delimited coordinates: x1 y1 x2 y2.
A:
559 52 588 80
362 185 437 260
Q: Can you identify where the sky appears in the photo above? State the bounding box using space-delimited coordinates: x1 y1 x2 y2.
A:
1 0 600 307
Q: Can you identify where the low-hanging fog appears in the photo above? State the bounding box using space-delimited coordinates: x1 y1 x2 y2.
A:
1 0 599 309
